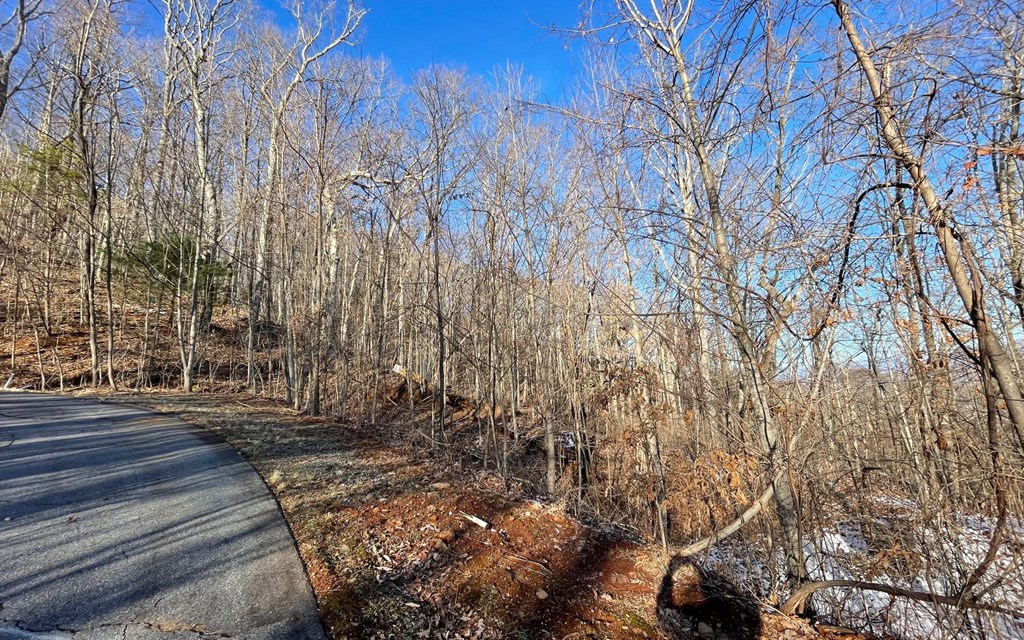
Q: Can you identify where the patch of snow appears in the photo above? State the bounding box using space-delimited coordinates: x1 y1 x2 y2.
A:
696 503 1024 640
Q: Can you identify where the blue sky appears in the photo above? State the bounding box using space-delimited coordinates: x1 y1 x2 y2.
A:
259 1 581 101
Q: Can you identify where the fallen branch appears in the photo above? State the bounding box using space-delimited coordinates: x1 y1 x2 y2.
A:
677 471 782 558
676 448 814 560
781 580 1024 618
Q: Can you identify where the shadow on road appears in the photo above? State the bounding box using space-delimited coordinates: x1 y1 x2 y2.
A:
0 392 324 638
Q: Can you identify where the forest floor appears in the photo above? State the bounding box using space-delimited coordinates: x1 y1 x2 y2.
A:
58 388 877 640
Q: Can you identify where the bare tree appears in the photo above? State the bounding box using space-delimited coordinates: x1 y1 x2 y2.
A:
408 66 476 446
0 0 44 122
161 0 239 392
246 0 365 394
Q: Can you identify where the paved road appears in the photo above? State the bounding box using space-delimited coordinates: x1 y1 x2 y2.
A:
0 392 327 640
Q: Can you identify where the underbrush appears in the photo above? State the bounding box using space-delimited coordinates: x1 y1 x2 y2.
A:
697 493 1024 640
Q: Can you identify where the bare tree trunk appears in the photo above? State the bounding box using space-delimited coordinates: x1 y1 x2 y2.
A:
834 0 1024 435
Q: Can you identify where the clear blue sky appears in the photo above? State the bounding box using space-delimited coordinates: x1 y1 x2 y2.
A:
260 1 582 101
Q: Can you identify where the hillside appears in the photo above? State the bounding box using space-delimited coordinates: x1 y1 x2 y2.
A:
2 0 1023 638
88 391 875 640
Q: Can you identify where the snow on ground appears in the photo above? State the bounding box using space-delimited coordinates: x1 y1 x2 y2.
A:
701 499 1024 640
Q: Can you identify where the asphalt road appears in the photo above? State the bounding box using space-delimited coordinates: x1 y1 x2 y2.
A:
0 392 327 640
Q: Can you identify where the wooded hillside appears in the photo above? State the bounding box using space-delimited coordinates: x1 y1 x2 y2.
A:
1 1 1022 637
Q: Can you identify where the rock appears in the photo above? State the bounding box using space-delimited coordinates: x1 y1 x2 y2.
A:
697 621 714 637
536 589 548 600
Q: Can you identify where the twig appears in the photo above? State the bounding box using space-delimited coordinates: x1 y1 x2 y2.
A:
464 531 553 577
459 511 490 529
